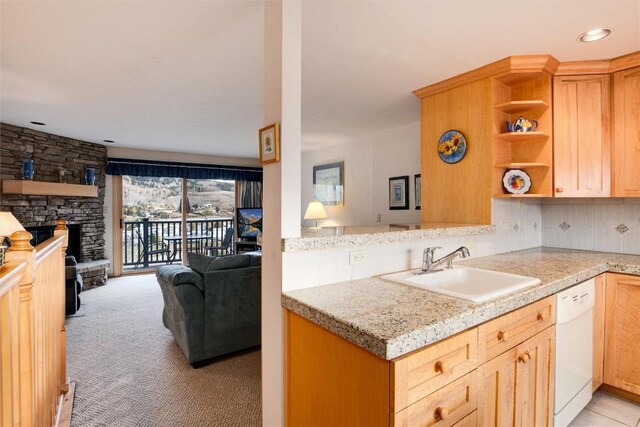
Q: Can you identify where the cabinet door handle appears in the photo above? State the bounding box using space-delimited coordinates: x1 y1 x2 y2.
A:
434 360 449 374
556 187 564 193
537 312 545 321
435 406 449 420
497 330 508 342
518 352 531 363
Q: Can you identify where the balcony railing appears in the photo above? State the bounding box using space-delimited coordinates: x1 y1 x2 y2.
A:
123 217 234 269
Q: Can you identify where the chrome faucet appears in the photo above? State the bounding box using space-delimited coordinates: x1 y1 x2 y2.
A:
416 246 470 274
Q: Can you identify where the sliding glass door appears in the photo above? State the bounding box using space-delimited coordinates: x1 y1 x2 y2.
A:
120 176 235 271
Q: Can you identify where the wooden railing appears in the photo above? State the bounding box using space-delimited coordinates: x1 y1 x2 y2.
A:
0 219 69 426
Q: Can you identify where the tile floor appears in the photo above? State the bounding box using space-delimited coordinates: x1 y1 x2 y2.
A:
569 391 640 427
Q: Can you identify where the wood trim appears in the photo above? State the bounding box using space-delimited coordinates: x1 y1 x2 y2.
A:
609 51 640 73
556 51 640 75
55 382 75 427
181 178 188 266
555 60 611 75
414 55 558 98
111 176 123 277
0 261 27 297
593 274 606 392
1 180 98 197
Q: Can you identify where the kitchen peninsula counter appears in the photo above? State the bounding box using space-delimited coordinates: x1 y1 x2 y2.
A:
281 247 640 360
281 223 495 252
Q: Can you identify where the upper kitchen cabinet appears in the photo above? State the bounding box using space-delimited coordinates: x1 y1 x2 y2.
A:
414 55 558 224
553 74 611 197
612 66 640 197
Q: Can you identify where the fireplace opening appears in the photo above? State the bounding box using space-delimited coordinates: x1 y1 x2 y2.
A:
24 224 82 261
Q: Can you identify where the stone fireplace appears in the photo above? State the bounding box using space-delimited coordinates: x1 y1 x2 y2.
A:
0 123 107 262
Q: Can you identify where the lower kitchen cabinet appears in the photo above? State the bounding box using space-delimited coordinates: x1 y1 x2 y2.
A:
286 295 557 427
604 273 640 395
477 326 555 427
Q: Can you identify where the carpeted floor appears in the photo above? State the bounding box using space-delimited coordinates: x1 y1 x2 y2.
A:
66 273 262 427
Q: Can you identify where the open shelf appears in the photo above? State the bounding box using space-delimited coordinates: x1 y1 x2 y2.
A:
1 180 98 197
494 100 549 114
495 132 548 142
494 162 549 169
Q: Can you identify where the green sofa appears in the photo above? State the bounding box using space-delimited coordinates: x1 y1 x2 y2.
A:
156 253 261 366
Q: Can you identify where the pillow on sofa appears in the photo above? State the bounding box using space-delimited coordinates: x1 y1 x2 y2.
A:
188 253 252 274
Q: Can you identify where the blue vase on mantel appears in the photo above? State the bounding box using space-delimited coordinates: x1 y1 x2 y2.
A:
85 168 95 186
22 160 34 180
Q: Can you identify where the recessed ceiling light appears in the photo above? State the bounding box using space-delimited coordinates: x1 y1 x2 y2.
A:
103 139 115 143
30 121 46 126
578 28 612 42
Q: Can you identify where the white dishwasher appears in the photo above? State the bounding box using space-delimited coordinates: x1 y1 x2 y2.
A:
554 278 596 427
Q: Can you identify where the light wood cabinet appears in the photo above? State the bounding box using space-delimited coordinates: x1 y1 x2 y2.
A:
477 296 555 362
593 274 606 391
392 328 478 412
553 75 611 197
286 295 557 426
612 66 640 197
478 326 555 427
604 273 640 395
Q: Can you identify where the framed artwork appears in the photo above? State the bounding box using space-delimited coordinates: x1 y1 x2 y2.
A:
313 161 344 206
414 174 421 210
389 176 409 210
259 123 280 164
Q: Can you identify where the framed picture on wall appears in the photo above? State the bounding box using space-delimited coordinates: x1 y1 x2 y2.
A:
259 123 280 165
389 176 409 210
415 174 421 210
313 161 344 206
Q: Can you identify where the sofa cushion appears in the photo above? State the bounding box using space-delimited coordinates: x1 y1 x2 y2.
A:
156 265 205 292
188 253 252 274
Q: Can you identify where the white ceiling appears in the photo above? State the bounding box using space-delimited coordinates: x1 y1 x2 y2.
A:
1 1 639 157
302 0 640 150
1 1 264 157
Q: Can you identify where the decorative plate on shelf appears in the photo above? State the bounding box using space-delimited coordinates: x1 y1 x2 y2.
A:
437 130 467 164
502 169 532 194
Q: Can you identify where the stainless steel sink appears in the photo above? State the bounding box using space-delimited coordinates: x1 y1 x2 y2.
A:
381 266 541 303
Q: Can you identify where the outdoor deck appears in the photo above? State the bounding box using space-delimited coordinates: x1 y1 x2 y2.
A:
123 217 233 271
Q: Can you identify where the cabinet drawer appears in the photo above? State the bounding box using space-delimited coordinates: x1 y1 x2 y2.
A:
478 296 555 363
453 410 477 427
392 328 478 412
393 371 478 427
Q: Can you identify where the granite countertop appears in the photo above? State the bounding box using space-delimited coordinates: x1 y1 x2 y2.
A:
282 223 495 252
281 247 640 360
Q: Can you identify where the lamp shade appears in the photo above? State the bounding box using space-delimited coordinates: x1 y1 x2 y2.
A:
304 201 328 221
0 212 25 238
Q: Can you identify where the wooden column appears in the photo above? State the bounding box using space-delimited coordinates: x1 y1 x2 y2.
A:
6 231 36 427
53 219 69 394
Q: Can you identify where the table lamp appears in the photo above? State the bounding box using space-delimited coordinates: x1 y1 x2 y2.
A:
0 212 26 267
304 200 328 228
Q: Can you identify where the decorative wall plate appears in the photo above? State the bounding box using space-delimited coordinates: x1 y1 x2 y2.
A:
437 130 467 164
502 169 532 194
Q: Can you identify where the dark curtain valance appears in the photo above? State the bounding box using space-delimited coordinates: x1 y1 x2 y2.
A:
106 157 262 182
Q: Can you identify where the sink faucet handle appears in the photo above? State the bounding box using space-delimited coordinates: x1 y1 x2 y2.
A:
424 246 441 257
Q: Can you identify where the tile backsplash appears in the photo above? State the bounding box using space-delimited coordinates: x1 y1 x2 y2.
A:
541 198 640 255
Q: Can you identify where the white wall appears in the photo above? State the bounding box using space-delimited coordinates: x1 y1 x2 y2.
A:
541 198 640 254
283 198 542 291
301 121 421 226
